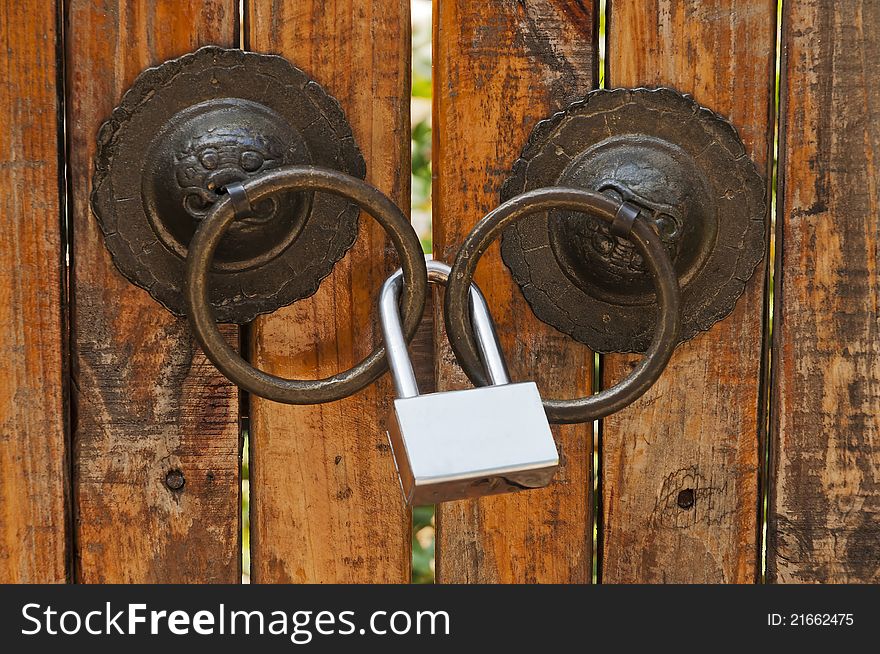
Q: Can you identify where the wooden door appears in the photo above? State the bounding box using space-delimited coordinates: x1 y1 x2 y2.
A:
1 0 877 584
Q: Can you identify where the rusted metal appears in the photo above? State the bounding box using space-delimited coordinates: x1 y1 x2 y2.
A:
500 87 766 352
445 187 681 424
186 166 428 404
91 46 365 323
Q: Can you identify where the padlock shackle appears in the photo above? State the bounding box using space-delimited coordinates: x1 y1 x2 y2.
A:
379 259 510 399
427 262 512 390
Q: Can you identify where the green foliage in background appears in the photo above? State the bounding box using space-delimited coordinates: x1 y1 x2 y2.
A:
411 0 433 256
412 119 432 254
411 0 435 583
412 506 435 584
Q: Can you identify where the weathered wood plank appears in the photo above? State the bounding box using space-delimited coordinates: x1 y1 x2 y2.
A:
246 0 413 583
67 0 240 583
768 0 880 584
412 290 436 395
434 0 597 583
0 0 68 583
601 0 776 583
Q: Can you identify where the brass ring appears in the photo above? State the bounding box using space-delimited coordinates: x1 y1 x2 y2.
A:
186 165 428 404
445 187 681 424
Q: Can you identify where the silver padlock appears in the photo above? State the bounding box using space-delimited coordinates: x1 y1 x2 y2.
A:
379 260 559 505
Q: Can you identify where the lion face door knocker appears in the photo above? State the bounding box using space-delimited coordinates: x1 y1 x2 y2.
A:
500 88 766 353
92 46 365 324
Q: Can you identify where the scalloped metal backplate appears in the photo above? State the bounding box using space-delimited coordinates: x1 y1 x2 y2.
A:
500 88 767 353
91 46 365 323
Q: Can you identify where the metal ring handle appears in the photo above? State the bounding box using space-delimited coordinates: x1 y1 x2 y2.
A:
186 165 428 404
445 187 681 424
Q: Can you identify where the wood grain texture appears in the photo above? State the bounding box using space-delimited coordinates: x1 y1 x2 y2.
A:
601 0 776 583
67 0 240 583
434 0 597 583
768 0 880 583
412 291 436 395
247 0 413 583
0 0 68 583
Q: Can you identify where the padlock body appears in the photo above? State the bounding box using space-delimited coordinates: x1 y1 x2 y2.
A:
387 382 559 505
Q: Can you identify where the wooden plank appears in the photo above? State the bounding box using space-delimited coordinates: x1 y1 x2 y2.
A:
412 291 436 395
0 0 68 583
768 0 880 584
434 0 598 583
601 0 776 583
246 0 413 583
67 1 240 583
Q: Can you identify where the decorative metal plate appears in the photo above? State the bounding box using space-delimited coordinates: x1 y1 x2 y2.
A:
500 87 766 353
92 46 365 323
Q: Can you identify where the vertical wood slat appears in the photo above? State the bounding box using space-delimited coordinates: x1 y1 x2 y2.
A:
769 0 880 584
67 1 240 583
434 0 598 583
601 0 776 583
0 0 68 583
247 0 413 583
